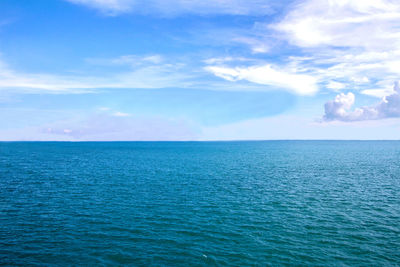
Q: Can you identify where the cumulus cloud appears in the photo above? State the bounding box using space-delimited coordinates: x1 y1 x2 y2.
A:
66 0 274 16
323 82 400 121
205 64 318 95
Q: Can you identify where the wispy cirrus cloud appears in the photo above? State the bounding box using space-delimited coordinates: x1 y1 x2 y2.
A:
270 0 400 97
194 0 400 98
113 111 131 117
43 113 199 141
205 64 318 95
0 55 193 93
66 0 134 15
66 0 275 16
8 0 400 100
0 53 313 94
274 0 400 50
85 54 164 66
0 113 199 141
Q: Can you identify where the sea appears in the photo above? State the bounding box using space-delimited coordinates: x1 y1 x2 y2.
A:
0 141 399 266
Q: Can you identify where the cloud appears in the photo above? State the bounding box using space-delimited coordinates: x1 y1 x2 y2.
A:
267 0 400 95
205 64 318 95
0 54 316 94
66 0 134 15
156 0 400 97
202 57 255 65
0 56 192 93
231 37 270 54
86 54 164 66
0 60 94 92
0 114 199 141
274 0 400 50
113 111 131 117
361 87 395 98
66 0 274 16
326 81 346 91
8 0 400 98
201 114 400 140
323 82 400 121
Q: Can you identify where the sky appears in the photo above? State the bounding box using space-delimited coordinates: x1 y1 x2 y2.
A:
1 0 400 140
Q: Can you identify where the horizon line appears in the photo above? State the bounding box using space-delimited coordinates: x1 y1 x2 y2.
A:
1 139 400 142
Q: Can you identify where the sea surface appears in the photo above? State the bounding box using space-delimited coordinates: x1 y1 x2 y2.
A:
0 141 400 266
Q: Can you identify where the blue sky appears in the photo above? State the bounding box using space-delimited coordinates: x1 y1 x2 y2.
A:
1 0 400 140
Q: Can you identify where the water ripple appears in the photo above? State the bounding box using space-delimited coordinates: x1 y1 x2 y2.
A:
1 141 400 265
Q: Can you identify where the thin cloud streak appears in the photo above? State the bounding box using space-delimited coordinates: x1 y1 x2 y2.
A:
0 57 193 93
0 114 199 141
66 0 275 16
205 64 318 95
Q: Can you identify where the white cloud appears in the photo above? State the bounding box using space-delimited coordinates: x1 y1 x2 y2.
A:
8 0 400 100
251 45 269 54
0 56 192 92
0 114 199 141
3 112 400 141
202 57 254 65
323 92 359 121
0 55 305 94
183 0 400 98
201 114 400 140
67 0 134 15
206 64 318 95
97 107 130 117
87 54 164 66
269 0 400 96
275 0 400 50
323 82 400 121
326 81 346 91
0 60 95 92
232 37 270 54
361 88 395 98
66 0 274 16
113 111 131 117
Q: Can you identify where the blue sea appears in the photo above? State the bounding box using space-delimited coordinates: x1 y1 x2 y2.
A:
1 141 400 265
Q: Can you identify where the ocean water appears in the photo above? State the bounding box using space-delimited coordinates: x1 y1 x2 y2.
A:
0 141 400 266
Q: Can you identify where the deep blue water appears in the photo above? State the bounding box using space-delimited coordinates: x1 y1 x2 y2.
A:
1 141 400 266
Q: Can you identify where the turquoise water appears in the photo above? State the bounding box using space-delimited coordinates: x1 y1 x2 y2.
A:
1 141 400 265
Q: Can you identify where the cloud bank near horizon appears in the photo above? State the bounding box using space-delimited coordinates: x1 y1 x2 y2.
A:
205 65 318 95
323 82 400 122
0 113 199 141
